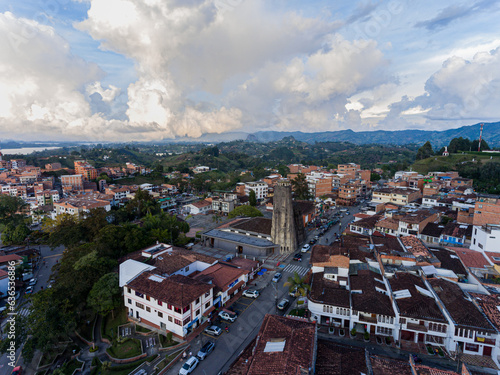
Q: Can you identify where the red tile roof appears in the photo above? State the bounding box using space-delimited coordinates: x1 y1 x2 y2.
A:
470 293 500 331
127 272 212 307
400 236 431 258
0 254 22 264
245 314 316 375
315 340 367 375
447 248 489 269
370 355 412 375
195 263 248 291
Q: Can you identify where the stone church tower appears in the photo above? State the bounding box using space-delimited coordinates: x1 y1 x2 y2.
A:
271 181 298 253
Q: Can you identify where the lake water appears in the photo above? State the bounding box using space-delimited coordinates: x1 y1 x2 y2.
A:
1 146 61 155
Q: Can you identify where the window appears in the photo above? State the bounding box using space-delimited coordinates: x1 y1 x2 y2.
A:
205 292 210 298
158 311 163 318
174 318 181 325
465 343 479 352
185 266 189 272
195 297 200 305
168 304 172 310
183 317 191 325
146 306 151 313
127 298 132 305
205 301 211 309
196 309 200 316
146 295 150 301
135 291 144 298
136 302 144 309
174 306 181 314
158 300 163 306
168 316 173 322
127 288 131 294
400 318 406 324
183 305 190 313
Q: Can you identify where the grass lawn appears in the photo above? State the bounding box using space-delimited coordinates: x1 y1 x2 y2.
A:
135 325 151 334
61 358 83 375
106 338 142 359
102 308 128 341
159 334 178 348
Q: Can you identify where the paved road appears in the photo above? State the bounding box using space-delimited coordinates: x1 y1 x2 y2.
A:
0 244 65 374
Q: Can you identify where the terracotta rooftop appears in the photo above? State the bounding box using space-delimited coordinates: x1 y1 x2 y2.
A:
127 272 212 308
310 244 349 265
0 254 22 263
371 236 405 254
484 252 500 266
375 217 399 231
421 223 445 238
315 340 367 375
231 314 316 375
400 236 431 258
414 365 460 375
398 209 436 224
469 293 500 331
229 257 260 271
309 272 350 308
230 217 273 236
190 199 211 208
195 262 248 291
150 248 217 275
428 278 495 331
350 269 395 317
442 222 471 238
351 214 383 229
447 247 490 269
428 248 467 276
389 273 446 322
370 355 412 375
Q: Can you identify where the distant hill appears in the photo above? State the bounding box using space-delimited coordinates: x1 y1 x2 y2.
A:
248 122 500 147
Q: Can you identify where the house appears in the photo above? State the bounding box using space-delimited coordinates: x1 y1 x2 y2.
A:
195 262 250 307
388 273 448 347
372 187 421 206
439 222 471 247
124 272 214 338
349 268 396 339
244 181 268 200
53 197 111 217
419 223 445 244
183 200 211 215
427 278 498 359
349 214 382 236
225 314 316 375
396 209 439 237
470 224 500 253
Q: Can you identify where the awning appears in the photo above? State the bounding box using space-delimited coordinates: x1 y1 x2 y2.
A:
203 305 215 317
226 280 245 295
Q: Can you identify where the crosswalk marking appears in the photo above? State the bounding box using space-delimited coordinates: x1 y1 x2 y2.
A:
17 308 29 317
282 264 309 276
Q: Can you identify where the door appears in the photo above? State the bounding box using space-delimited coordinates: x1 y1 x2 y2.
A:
238 246 243 254
484 345 492 356
418 333 425 342
136 311 140 319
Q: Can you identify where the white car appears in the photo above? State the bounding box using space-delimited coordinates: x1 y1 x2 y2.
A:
29 278 37 286
179 356 199 375
218 310 237 322
242 289 259 298
301 244 311 253
272 273 282 283
204 325 222 336
277 298 290 310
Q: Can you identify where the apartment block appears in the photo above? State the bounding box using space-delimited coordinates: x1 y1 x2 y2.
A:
473 198 500 226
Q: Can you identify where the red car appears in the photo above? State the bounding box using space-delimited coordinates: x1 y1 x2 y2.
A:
12 366 22 375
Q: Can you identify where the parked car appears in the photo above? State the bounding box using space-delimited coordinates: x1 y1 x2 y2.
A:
243 289 260 298
12 366 22 375
289 287 300 297
277 298 290 310
218 310 237 322
301 244 311 253
204 325 222 336
272 272 282 283
293 253 302 261
197 341 215 360
179 356 199 375
25 286 33 294
29 278 37 286
309 239 316 245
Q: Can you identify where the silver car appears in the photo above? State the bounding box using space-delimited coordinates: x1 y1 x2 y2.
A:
243 289 259 298
277 298 290 310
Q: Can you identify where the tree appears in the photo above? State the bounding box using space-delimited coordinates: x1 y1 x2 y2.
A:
277 164 290 177
87 273 121 318
448 137 471 153
471 139 490 151
416 141 433 160
249 190 257 206
291 173 312 200
228 205 264 218
0 195 26 223
284 272 311 297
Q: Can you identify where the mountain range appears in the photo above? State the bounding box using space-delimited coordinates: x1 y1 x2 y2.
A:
169 122 500 147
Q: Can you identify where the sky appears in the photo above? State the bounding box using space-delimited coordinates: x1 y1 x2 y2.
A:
0 0 499 142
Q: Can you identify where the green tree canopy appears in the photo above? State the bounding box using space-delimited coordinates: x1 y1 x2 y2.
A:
249 190 257 206
416 141 434 160
284 272 311 297
291 173 312 200
87 273 121 317
228 205 264 218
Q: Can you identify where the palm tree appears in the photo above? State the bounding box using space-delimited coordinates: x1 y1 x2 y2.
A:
284 272 311 297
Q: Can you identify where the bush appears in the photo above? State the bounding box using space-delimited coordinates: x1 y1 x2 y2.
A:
350 328 356 336
364 332 370 340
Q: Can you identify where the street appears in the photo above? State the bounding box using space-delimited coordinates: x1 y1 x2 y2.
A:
0 244 65 374
167 203 364 375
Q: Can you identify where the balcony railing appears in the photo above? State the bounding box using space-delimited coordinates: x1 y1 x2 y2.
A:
406 322 428 332
359 314 377 324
